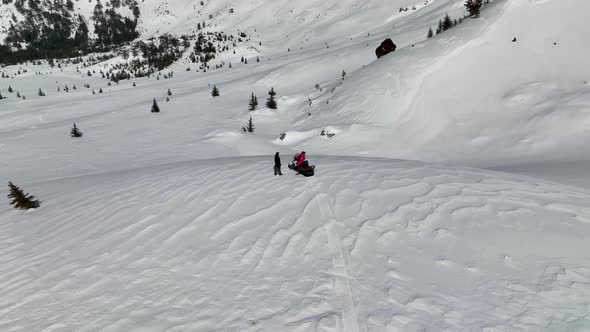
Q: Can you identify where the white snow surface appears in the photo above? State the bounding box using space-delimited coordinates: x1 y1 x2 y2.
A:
1 157 590 331
1 0 590 330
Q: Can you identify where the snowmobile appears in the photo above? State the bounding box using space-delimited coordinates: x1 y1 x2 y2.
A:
288 160 315 177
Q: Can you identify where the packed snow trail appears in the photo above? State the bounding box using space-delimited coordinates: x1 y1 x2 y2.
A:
1 156 590 331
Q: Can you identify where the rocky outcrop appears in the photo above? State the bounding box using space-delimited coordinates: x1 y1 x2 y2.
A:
375 38 397 58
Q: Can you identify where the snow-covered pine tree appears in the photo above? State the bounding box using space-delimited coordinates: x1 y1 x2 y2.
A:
7 182 38 210
248 92 258 111
151 98 160 113
427 27 434 38
266 87 277 109
167 88 172 96
212 85 220 97
70 123 83 137
8 85 13 93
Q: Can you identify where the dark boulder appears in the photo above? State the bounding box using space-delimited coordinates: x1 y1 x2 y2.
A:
375 38 397 58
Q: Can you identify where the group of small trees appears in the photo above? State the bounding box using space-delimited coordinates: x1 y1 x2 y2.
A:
0 86 25 100
242 87 279 133
427 0 483 39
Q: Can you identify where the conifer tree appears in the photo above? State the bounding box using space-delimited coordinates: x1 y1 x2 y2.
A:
167 88 172 96
151 98 160 113
8 85 13 93
0 92 4 99
266 87 277 109
7 182 38 210
243 115 255 133
70 123 83 137
212 85 220 97
248 92 258 111
427 27 434 38
437 20 443 34
442 14 453 31
465 0 483 17
99 88 103 93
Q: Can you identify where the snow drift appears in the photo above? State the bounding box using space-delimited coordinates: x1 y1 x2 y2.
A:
1 157 589 331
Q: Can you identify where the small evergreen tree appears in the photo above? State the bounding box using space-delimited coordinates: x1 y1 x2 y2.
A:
166 97 170 102
266 87 277 109
427 27 434 38
7 182 38 210
341 70 346 80
248 92 258 111
151 98 160 113
8 85 13 93
99 88 103 93
70 123 83 137
442 14 453 31
0 92 3 99
437 19 443 34
212 85 220 97
167 88 172 96
465 0 483 17
133 82 136 87
38 88 45 96
242 115 255 133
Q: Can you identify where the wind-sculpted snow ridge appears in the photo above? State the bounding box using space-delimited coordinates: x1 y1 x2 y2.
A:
1 156 589 331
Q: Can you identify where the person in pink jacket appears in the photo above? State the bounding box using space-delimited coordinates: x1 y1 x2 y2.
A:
294 151 306 168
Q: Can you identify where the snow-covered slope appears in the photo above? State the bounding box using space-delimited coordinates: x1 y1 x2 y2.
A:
1 157 590 331
1 0 590 330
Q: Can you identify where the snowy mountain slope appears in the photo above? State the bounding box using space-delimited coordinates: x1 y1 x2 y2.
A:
1 0 590 330
1 157 590 331
3 0 588 182
299 0 590 166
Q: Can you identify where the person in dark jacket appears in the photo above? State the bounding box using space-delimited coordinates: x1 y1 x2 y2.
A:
274 152 283 176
